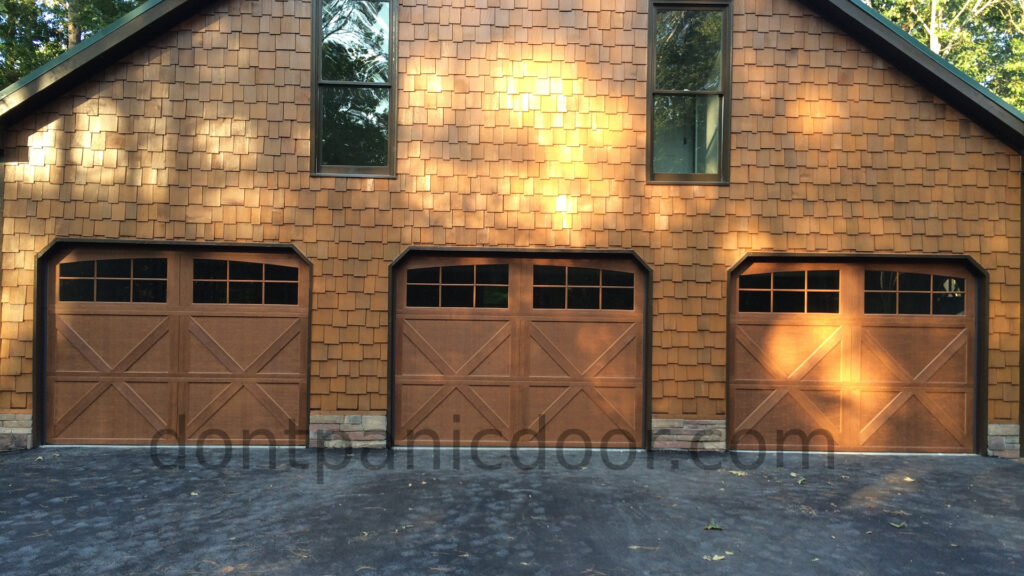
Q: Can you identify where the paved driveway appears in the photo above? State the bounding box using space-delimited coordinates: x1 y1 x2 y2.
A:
1 447 1021 575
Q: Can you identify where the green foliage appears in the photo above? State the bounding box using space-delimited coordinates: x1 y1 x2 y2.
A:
863 0 1024 112
0 0 143 90
0 0 63 89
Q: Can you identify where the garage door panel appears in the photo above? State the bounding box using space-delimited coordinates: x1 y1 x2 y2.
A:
731 387 843 447
186 381 302 442
729 261 976 453
51 380 173 443
530 321 636 376
735 324 844 380
54 330 107 372
859 391 970 451
56 315 173 373
862 326 969 382
398 334 448 376
397 385 513 445
527 338 573 379
254 333 304 375
401 319 512 376
593 338 641 378
190 316 301 373
524 387 637 447
186 335 233 374
47 248 309 445
396 256 645 448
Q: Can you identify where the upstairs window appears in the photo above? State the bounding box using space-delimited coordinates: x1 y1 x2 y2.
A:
315 0 396 176
649 2 731 183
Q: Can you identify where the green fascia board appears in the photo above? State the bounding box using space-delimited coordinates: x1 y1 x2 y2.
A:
799 0 1024 151
0 0 205 120
850 0 1024 124
0 0 163 101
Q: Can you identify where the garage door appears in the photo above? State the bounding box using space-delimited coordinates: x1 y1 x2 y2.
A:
394 255 646 448
46 246 309 445
729 261 976 453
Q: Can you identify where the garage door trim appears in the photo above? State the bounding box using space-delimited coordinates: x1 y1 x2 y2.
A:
726 252 988 454
388 247 653 449
34 239 313 447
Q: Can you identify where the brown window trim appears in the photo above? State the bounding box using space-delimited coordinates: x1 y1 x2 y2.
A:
647 0 733 185
312 0 399 177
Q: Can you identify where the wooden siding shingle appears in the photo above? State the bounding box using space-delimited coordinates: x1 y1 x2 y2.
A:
0 0 1020 425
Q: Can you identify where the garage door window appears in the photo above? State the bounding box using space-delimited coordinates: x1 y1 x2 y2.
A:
864 270 965 315
406 264 509 308
738 270 839 313
193 259 299 305
533 265 634 310
59 258 168 303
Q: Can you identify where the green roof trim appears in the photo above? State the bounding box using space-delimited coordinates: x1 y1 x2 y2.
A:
797 0 1024 150
0 0 206 121
850 0 1024 124
0 0 164 102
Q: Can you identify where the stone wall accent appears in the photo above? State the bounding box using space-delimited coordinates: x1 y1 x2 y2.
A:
0 413 32 451
987 424 1021 459
0 0 1019 429
651 418 726 451
309 414 387 449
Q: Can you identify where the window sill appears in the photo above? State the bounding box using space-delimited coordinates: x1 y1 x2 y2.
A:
312 171 397 180
646 178 730 186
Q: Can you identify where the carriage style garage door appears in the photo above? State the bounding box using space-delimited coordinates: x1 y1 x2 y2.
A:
46 246 309 445
393 255 646 448
729 260 977 453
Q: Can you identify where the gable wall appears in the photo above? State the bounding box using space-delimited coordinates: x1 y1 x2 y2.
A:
1 0 1020 426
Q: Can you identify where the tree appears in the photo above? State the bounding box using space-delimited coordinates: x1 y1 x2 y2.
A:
863 0 1024 110
0 0 143 90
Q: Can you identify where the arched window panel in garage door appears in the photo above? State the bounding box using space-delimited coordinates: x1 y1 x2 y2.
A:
394 255 645 448
58 257 168 303
46 247 309 446
405 263 510 308
729 260 976 453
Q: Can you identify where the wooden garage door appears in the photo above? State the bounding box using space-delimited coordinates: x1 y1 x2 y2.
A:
729 261 976 453
46 247 309 445
394 255 645 448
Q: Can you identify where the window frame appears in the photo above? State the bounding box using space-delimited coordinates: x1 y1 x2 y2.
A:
647 0 732 185
737 270 841 314
312 0 399 178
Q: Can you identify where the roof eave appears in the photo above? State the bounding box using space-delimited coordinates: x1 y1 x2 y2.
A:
799 0 1024 153
0 0 206 126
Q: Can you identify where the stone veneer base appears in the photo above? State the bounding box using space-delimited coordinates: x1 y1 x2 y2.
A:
308 414 387 449
650 418 726 451
0 413 32 451
987 424 1021 459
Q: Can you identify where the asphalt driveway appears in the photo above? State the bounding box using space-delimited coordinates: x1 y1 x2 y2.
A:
0 447 1021 575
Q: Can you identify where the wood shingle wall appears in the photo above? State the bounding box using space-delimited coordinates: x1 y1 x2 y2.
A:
1 0 1020 425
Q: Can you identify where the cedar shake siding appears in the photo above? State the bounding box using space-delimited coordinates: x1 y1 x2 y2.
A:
0 0 1020 449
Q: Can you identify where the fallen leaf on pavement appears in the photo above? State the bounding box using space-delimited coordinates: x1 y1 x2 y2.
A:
889 521 907 529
